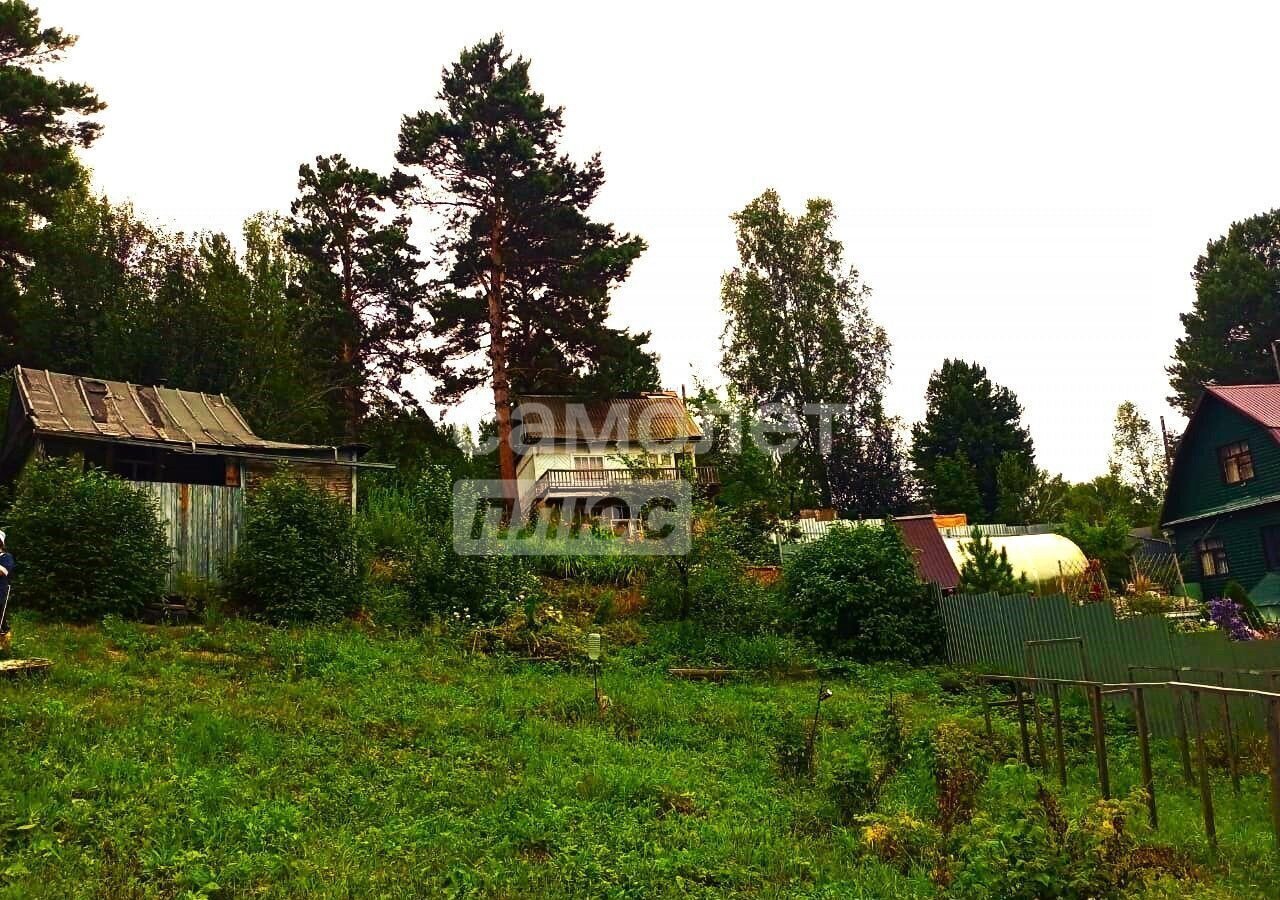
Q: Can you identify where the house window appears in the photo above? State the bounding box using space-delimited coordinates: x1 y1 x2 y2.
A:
1196 538 1229 577
1219 441 1255 484
1264 526 1280 571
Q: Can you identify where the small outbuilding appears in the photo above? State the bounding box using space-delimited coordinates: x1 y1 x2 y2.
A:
0 366 390 586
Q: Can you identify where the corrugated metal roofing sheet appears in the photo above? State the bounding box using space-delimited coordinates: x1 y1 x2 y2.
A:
515 393 703 444
1205 384 1280 442
13 366 325 452
895 515 962 590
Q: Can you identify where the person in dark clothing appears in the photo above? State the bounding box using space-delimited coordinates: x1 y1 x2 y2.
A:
0 530 13 647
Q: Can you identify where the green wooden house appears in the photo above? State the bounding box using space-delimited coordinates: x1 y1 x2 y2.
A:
1162 384 1280 618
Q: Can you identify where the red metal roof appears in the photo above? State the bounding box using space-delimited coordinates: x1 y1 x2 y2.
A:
1204 384 1280 443
894 515 961 590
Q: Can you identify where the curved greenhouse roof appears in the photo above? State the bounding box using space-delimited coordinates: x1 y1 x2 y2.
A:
943 533 1087 584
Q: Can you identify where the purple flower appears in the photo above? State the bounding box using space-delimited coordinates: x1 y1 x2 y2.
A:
1208 598 1259 641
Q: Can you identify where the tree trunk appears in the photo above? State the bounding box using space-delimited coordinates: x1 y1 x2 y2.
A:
487 214 517 508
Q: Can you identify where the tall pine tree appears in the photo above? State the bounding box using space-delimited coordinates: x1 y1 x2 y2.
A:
395 34 647 490
1168 210 1280 414
285 154 425 440
0 0 103 360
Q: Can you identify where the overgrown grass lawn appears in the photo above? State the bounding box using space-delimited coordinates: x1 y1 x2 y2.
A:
1 618 1277 898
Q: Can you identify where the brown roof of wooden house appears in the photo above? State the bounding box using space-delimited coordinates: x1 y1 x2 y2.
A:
514 393 704 444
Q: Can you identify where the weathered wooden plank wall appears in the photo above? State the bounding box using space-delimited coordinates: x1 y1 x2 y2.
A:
136 481 243 589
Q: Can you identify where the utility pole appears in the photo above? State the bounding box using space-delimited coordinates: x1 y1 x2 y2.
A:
1272 339 1280 382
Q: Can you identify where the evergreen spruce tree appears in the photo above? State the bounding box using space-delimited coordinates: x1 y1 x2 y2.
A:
957 527 1029 594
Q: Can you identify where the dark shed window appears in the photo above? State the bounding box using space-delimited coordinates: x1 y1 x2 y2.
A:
1219 441 1254 484
1196 538 1229 577
1264 526 1280 571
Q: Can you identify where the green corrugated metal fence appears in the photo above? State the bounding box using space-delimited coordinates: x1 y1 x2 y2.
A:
939 590 1280 736
137 481 243 590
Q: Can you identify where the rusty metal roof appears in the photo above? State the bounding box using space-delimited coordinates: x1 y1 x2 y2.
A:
12 366 325 452
1204 384 1280 442
514 393 703 444
894 515 961 590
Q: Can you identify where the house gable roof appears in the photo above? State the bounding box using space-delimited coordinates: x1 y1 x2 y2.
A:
1161 384 1280 527
1201 384 1280 443
514 392 703 445
11 366 326 453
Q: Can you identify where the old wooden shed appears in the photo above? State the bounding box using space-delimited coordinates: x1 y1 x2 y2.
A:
0 366 390 587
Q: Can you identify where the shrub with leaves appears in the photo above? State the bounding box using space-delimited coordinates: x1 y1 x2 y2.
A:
784 522 942 662
830 752 878 823
647 510 787 633
7 458 170 620
957 527 1029 594
932 718 989 834
226 472 366 624
775 715 814 778
950 783 1153 899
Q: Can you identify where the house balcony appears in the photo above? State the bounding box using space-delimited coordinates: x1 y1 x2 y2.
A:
531 466 720 503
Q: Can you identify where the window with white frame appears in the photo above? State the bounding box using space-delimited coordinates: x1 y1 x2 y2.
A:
1196 537 1229 577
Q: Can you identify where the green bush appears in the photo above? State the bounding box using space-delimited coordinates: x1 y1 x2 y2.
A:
7 458 171 620
950 779 1151 899
356 467 537 625
646 511 788 632
830 752 878 822
406 538 539 623
784 522 943 662
226 472 366 624
932 718 988 834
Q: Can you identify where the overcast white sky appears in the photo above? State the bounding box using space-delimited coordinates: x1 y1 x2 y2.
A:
36 1 1280 480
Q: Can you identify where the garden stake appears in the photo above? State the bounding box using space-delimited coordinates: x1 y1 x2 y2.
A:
1088 684 1110 799
806 683 833 775
1135 663 1193 785
1267 697 1280 852
982 689 993 742
1024 647 1048 771
587 633 602 718
1175 689 1195 786
1131 686 1157 829
1189 689 1217 851
1217 672 1241 795
1050 681 1067 788
1014 686 1032 766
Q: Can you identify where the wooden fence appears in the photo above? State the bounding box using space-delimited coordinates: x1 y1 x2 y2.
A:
136 482 243 590
938 590 1280 736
